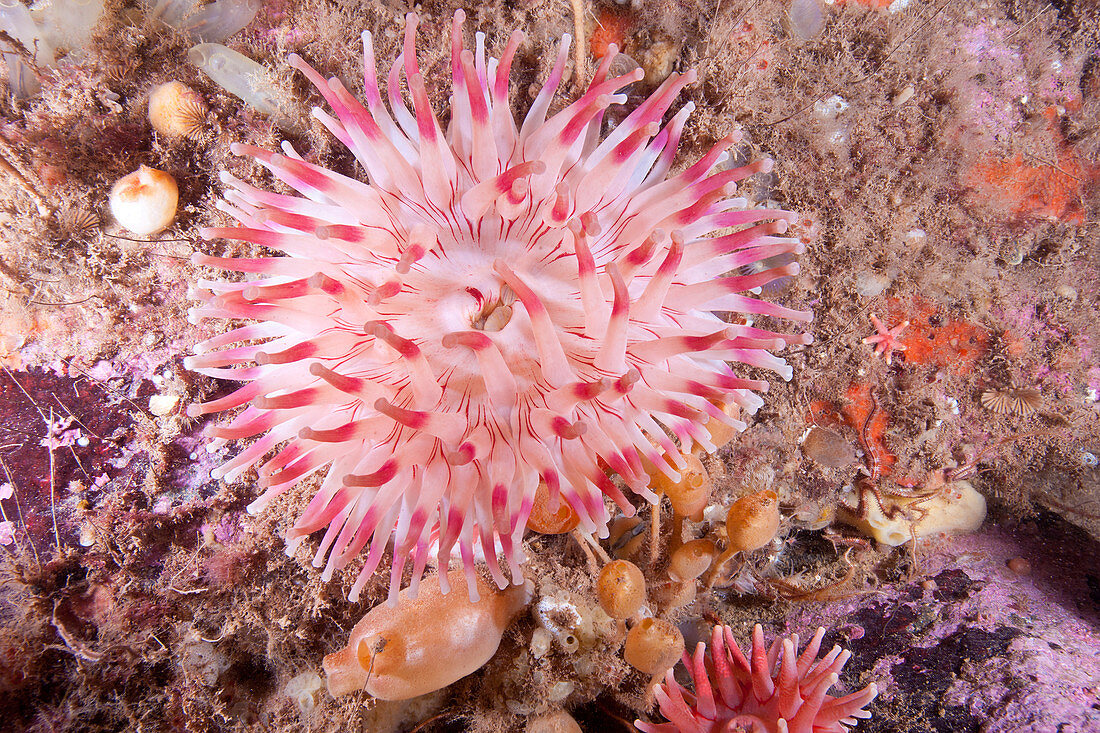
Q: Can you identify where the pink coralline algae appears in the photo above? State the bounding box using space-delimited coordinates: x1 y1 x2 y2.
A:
636 625 877 733
187 12 810 601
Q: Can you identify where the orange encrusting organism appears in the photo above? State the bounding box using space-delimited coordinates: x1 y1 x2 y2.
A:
842 383 895 480
965 106 1098 224
590 7 634 60
809 383 893 479
885 297 989 376
810 388 896 480
966 151 1088 224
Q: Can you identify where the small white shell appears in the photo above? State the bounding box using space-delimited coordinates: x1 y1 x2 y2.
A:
109 165 178 235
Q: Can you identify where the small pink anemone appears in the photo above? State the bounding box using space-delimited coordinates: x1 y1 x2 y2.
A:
187 12 811 602
636 625 878 733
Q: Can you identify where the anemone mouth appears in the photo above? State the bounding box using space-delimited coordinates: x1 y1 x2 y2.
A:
470 285 516 332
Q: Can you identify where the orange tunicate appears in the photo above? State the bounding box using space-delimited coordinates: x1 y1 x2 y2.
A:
528 480 579 534
323 570 531 699
706 489 780 589
699 400 742 452
965 110 1091 225
726 489 780 553
623 617 685 675
597 560 646 619
668 539 717 582
655 578 697 610
651 453 711 520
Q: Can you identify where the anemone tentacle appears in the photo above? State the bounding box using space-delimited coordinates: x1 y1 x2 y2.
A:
635 625 878 733
190 11 810 603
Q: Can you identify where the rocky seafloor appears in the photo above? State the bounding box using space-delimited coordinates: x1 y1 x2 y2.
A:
0 0 1098 731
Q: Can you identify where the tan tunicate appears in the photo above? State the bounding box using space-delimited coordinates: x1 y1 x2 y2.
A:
726 489 781 553
548 681 574 701
651 452 711 520
323 570 531 700
526 709 582 733
707 489 781 589
623 617 685 675
597 560 646 619
527 480 580 534
284 671 322 716
530 627 553 658
668 539 717 582
699 400 742 451
148 81 208 139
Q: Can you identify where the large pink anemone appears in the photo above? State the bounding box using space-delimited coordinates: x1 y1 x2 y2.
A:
636 625 878 733
187 12 811 601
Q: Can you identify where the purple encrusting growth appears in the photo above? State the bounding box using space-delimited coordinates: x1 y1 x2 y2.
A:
186 11 810 602
0 367 142 555
774 520 1100 733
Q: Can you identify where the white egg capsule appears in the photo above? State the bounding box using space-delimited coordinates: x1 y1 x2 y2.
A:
109 165 178 235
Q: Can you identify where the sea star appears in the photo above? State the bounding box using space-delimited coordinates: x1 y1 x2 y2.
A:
862 314 909 365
